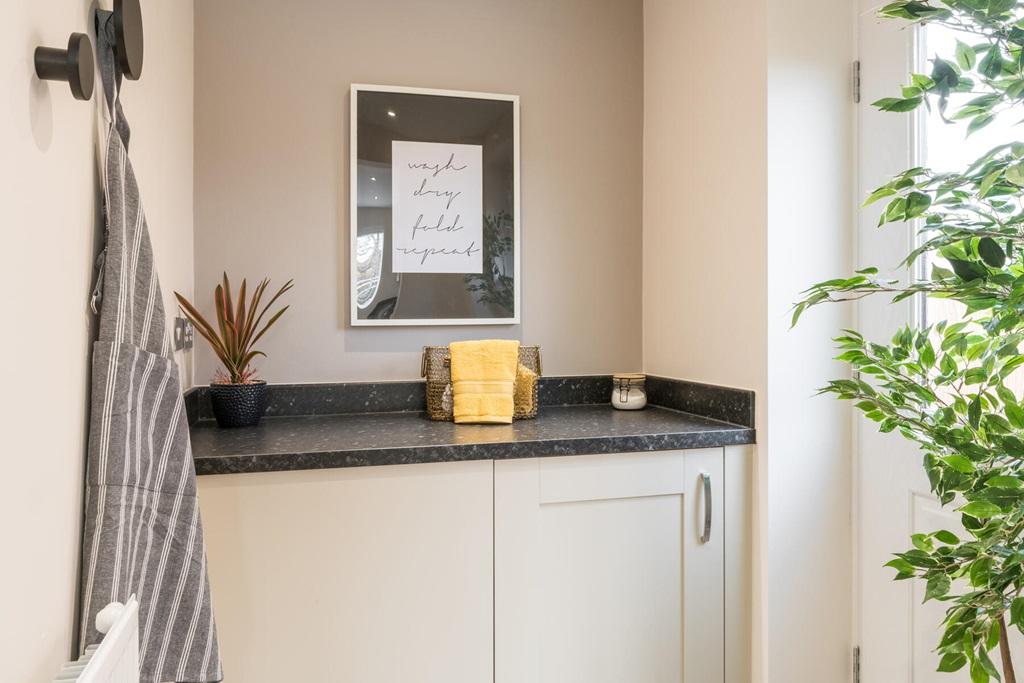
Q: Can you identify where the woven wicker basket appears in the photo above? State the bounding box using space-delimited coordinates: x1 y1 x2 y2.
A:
421 345 542 421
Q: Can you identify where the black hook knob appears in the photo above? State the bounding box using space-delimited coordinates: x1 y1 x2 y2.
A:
114 0 144 81
35 32 95 101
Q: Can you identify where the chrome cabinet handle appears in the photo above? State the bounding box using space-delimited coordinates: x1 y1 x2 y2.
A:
699 472 712 544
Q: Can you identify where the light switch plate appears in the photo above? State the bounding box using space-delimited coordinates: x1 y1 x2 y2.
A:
173 317 194 351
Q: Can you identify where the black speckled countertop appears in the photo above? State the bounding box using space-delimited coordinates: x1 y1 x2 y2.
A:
191 405 754 475
187 376 755 475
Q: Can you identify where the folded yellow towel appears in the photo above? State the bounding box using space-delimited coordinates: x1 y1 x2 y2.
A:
514 364 537 416
451 340 520 424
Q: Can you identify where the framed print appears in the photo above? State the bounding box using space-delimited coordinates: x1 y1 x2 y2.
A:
350 84 520 326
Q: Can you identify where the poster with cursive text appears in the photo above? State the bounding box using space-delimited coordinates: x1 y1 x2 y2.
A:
391 141 483 274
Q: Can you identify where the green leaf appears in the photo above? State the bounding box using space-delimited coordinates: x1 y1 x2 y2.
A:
925 573 951 601
980 44 1004 78
956 40 977 70
912 533 934 551
911 73 935 89
931 58 960 90
969 113 995 136
977 485 1022 507
1005 401 1024 428
941 454 976 473
886 557 916 576
933 529 959 544
999 384 1018 402
864 186 897 206
986 413 1012 434
959 500 1001 518
905 191 932 217
1006 161 1024 186
978 237 1006 268
980 169 1002 197
969 557 992 587
969 397 982 428
987 619 1001 651
873 96 924 112
883 196 908 224
1012 596 1024 629
938 652 967 673
989 0 1016 15
971 657 989 683
948 258 987 282
901 549 938 568
978 645 1000 678
920 342 935 367
985 476 1023 489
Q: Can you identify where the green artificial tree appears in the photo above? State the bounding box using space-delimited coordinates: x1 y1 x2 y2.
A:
796 2 1024 680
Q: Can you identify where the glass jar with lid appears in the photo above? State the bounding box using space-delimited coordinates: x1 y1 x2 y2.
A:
611 373 647 410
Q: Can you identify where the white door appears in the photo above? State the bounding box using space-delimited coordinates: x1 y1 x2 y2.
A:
857 5 1022 680
494 449 725 683
856 7 941 679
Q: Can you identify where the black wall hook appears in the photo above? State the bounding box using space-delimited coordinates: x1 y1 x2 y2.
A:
35 32 95 101
114 0 143 80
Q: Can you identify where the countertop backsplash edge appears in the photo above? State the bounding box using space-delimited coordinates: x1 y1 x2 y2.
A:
184 375 754 428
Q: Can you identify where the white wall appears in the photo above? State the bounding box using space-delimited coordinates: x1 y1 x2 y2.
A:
0 2 194 680
644 0 855 680
193 0 645 384
765 0 856 681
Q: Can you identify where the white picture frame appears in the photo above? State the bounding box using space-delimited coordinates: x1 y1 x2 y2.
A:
349 84 521 326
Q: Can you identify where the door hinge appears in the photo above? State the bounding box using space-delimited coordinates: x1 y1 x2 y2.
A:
853 60 862 104
853 645 861 683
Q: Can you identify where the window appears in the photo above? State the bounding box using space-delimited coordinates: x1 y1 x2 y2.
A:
920 22 1024 396
354 231 384 310
920 23 1016 326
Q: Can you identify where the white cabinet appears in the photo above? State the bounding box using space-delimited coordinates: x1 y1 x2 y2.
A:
197 460 495 683
495 449 726 683
197 448 744 683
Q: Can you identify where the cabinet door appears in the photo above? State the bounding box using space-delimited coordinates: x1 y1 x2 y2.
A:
495 450 725 683
197 460 494 683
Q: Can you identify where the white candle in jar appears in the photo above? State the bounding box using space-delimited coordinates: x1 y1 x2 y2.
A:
611 373 647 410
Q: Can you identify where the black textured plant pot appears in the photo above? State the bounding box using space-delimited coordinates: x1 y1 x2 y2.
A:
209 381 268 428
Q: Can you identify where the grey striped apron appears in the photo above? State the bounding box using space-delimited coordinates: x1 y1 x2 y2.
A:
79 12 222 682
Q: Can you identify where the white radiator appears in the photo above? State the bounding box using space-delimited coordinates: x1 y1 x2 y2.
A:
54 597 139 683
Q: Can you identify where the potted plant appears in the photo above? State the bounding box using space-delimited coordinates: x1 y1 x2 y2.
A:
795 2 1024 680
175 274 293 428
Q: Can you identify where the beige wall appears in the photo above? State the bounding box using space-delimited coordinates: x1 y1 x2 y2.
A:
642 0 769 398
1 1 856 678
0 2 194 680
121 2 196 388
642 2 768 679
643 0 854 681
193 0 644 384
